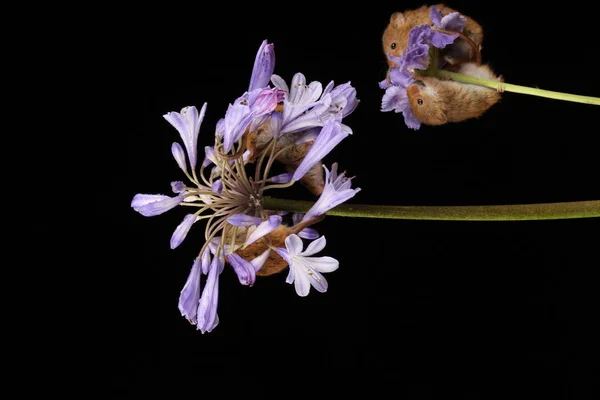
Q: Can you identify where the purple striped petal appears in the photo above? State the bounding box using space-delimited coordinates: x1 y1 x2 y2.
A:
131 193 183 217
201 248 211 275
269 111 283 139
298 228 319 240
228 253 256 286
250 250 270 272
222 102 253 153
170 214 197 249
197 255 222 333
163 103 207 168
248 40 275 92
203 146 216 167
227 214 262 227
292 120 348 181
171 142 187 171
270 172 293 184
211 180 223 194
178 258 202 324
245 215 282 246
302 164 361 221
248 88 282 117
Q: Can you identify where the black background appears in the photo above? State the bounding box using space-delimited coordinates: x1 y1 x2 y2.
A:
117 1 600 397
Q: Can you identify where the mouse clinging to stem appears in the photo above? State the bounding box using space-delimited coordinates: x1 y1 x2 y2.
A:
382 3 484 70
406 62 504 126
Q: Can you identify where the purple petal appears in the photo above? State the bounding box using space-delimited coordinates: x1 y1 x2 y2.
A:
250 250 270 272
292 212 303 226
275 247 291 264
163 104 206 168
249 88 282 117
171 142 187 171
222 102 253 153
201 248 212 275
389 67 416 88
430 30 458 49
228 253 256 286
379 78 390 90
197 255 222 333
245 215 282 246
211 180 223 194
171 181 186 193
270 74 289 93
170 214 197 249
301 235 326 256
203 146 216 168
292 120 348 181
178 258 202 324
381 86 409 113
430 5 443 26
248 40 275 92
132 193 183 217
403 106 422 130
401 42 430 70
298 228 319 240
269 111 283 139
227 214 262 227
328 82 359 117
270 172 293 184
302 164 361 221
284 234 304 256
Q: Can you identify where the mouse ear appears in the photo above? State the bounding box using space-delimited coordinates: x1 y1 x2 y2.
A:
390 12 406 27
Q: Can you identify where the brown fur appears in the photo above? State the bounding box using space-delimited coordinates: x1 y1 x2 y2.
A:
232 215 325 277
382 4 484 68
407 62 502 125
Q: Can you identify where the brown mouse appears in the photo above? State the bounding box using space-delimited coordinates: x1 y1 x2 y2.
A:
406 62 503 125
382 4 484 68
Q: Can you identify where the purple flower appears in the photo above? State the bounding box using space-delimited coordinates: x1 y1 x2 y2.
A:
170 214 197 249
221 100 253 153
302 163 361 222
271 72 324 135
292 119 348 181
292 213 319 239
322 81 360 118
275 235 339 297
248 88 285 118
381 86 421 130
227 214 262 227
245 215 282 246
430 6 466 32
163 103 207 169
211 180 223 194
197 255 223 333
131 193 184 217
249 40 275 92
228 250 271 286
171 181 186 193
171 142 187 171
178 258 204 324
270 172 293 184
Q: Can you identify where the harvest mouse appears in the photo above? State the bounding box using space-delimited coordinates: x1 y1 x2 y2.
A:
382 4 484 68
406 62 503 125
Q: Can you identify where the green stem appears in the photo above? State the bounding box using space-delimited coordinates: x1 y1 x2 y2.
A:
263 197 600 221
427 69 600 106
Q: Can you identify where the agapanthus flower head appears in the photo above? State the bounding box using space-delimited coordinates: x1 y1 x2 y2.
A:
380 6 465 130
131 39 360 333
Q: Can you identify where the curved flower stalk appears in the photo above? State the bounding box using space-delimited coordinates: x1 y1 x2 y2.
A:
131 40 360 333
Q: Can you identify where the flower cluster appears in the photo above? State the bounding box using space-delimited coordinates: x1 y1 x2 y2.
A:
380 6 465 130
131 40 360 333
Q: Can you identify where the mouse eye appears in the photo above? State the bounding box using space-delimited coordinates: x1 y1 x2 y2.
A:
390 42 396 49
417 98 423 105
